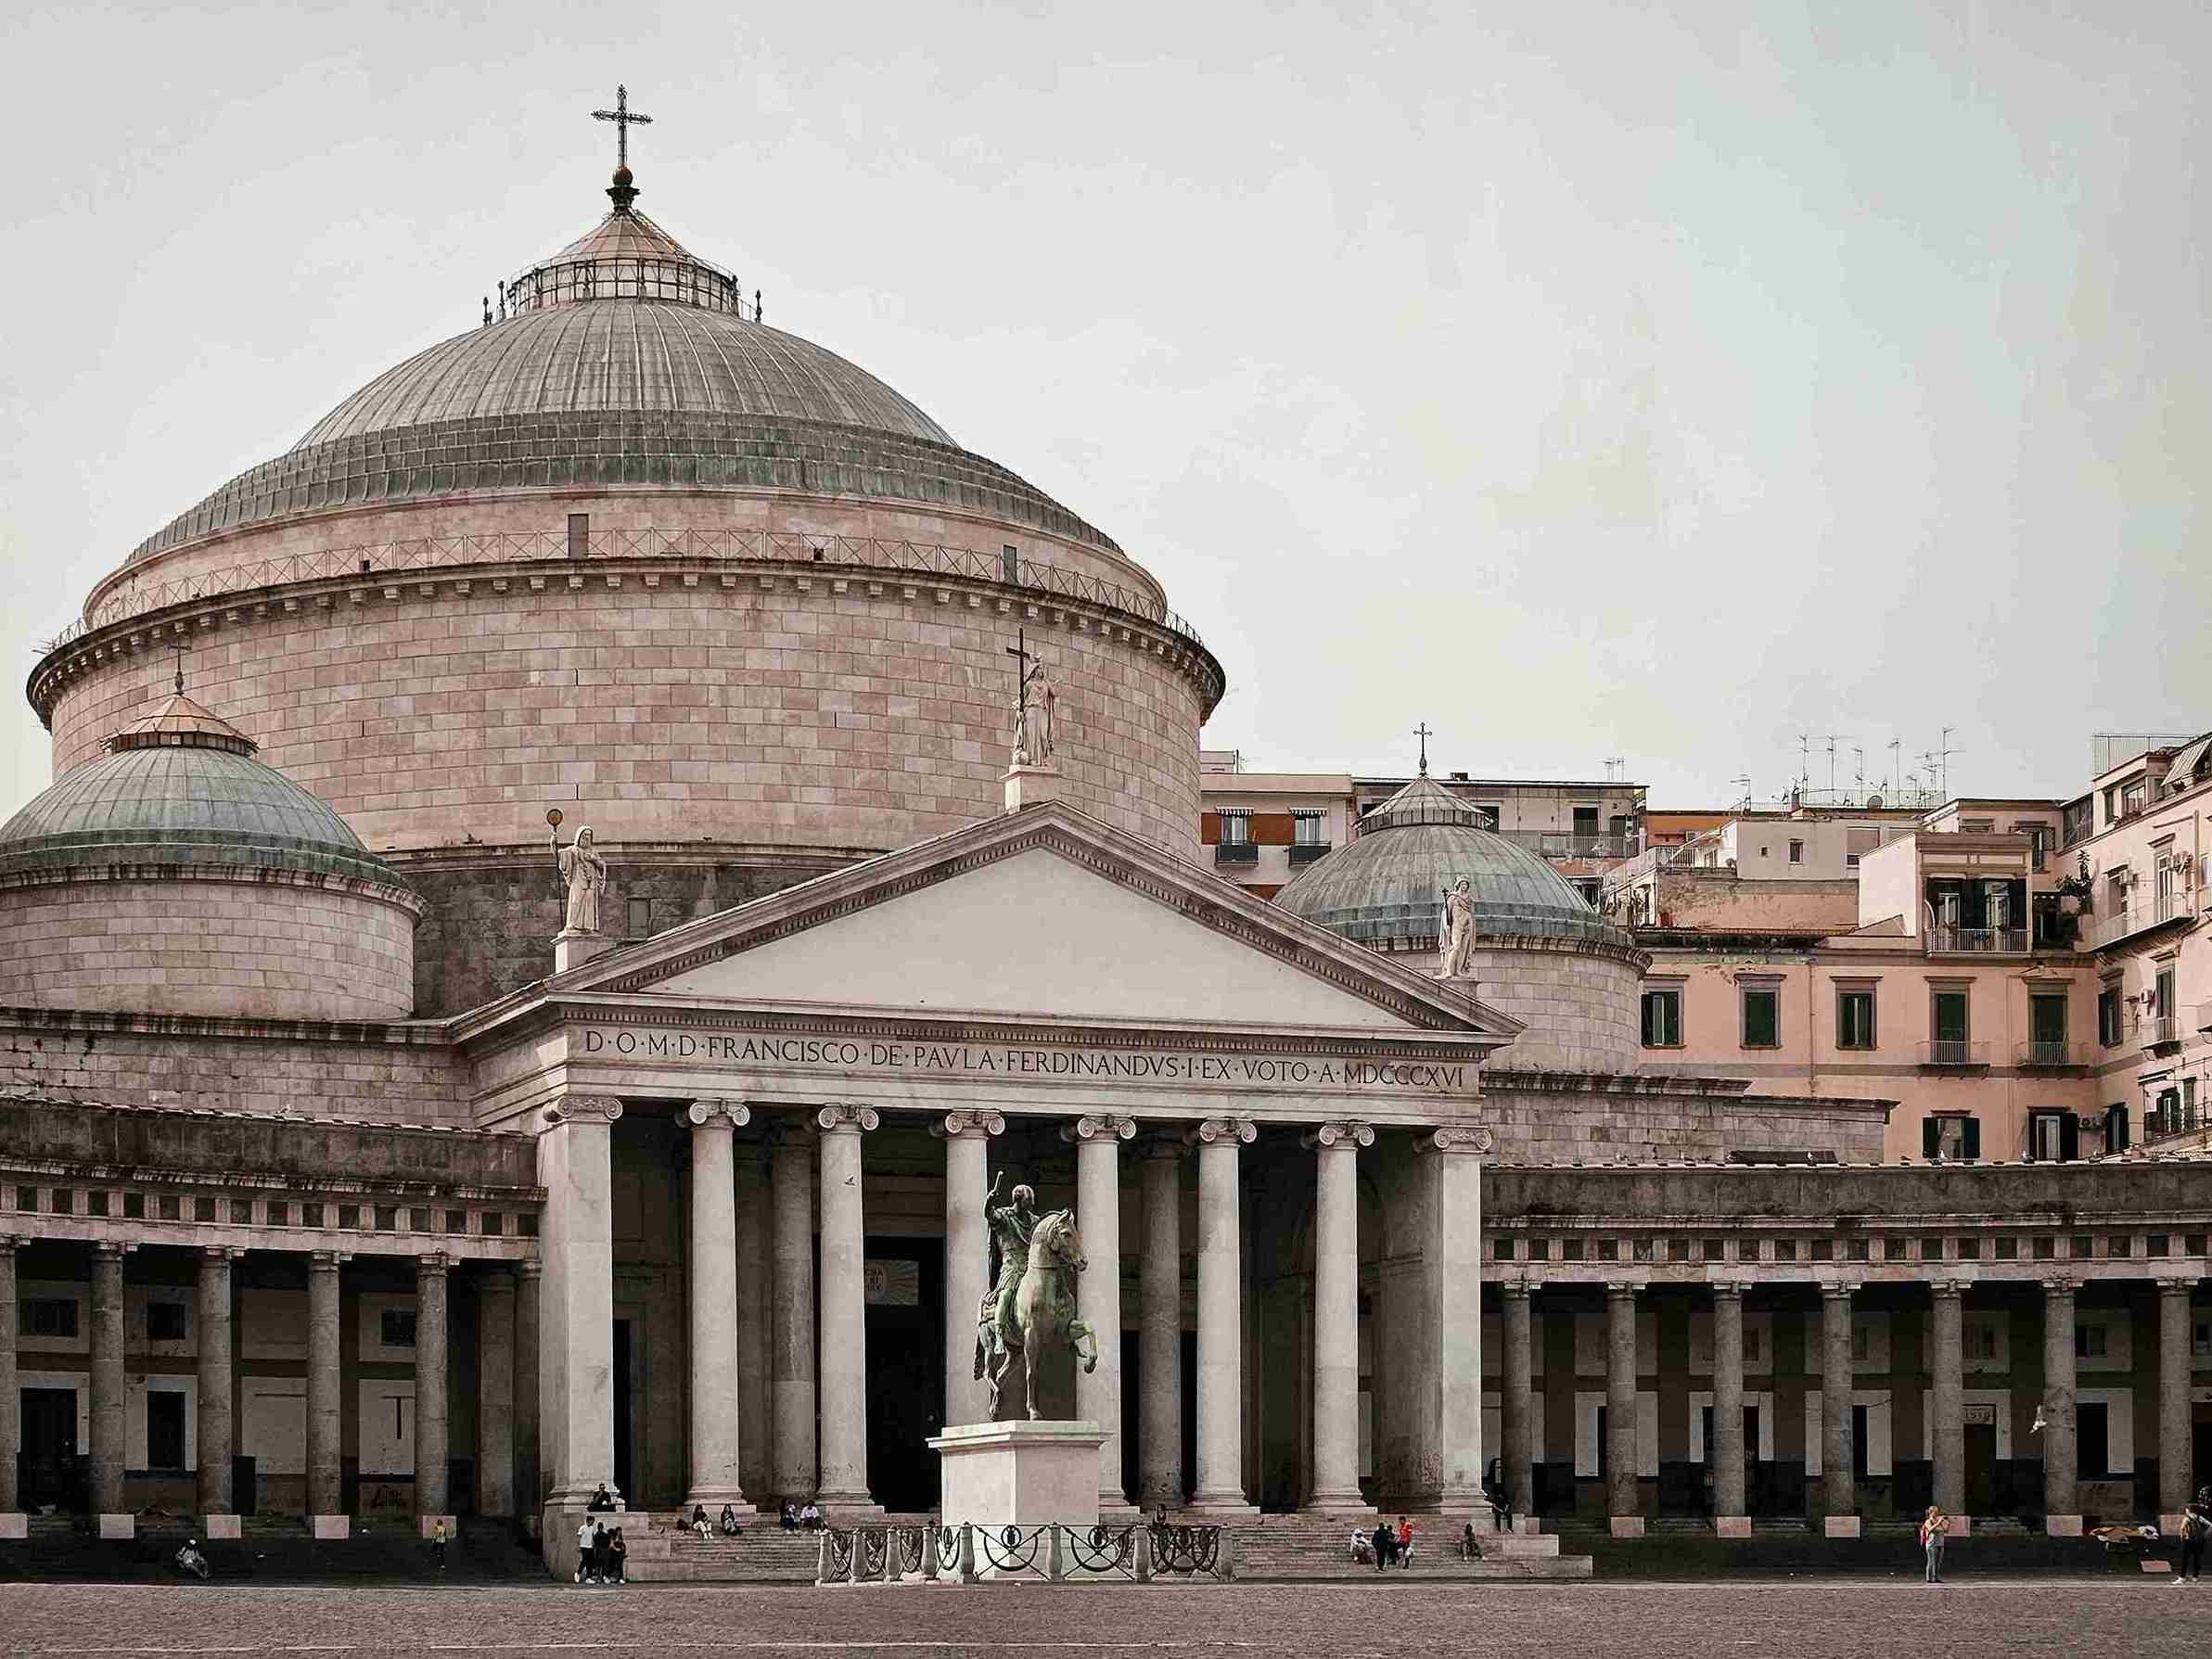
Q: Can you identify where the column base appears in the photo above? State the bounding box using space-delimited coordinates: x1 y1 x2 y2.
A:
1186 1491 1259 1519
201 1514 243 1541
2046 1513 2083 1538
1300 1490 1376 1521
311 1515 350 1540
1714 1515 1752 1538
817 1494 884 1524
1098 1496 1143 1523
1822 1515 1861 1538
1608 1515 1644 1538
0 1513 26 1540
97 1513 135 1540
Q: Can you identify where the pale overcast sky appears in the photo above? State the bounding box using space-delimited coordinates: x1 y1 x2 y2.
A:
3 1 2206 816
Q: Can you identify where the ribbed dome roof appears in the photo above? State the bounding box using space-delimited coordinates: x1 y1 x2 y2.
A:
0 696 407 891
122 178 1118 564
1276 776 1626 949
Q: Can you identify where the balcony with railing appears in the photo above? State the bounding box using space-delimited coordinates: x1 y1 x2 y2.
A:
2082 890 2191 951
2016 1040 2078 1068
1286 842 1332 867
1925 926 2028 956
1212 842 1258 867
2142 1014 2180 1050
1918 1040 1990 1068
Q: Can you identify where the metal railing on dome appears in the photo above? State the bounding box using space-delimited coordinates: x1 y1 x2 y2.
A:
36 528 1211 659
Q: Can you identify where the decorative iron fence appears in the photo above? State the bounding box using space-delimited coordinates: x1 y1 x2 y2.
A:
814 1521 1229 1586
37 527 1209 660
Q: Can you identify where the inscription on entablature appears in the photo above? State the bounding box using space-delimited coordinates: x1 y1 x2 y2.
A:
578 1027 1478 1096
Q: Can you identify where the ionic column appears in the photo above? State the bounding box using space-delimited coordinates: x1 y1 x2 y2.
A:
416 1253 450 1523
1137 1137 1185 1513
1068 1115 1137 1515
0 1239 19 1517
538 1092 622 1525
1501 1280 1534 1527
307 1251 345 1526
2160 1278 2193 1529
1304 1120 1372 1514
477 1269 517 1518
735 1150 771 1499
89 1243 127 1519
196 1247 238 1518
1605 1281 1640 1535
769 1124 816 1502
814 1104 880 1513
1930 1281 1965 1524
514 1262 543 1525
1712 1283 1746 1534
1188 1117 1256 1515
685 1099 753 1514
1426 1127 1490 1512
1820 1283 1856 1535
2042 1278 2079 1534
935 1111 1004 1430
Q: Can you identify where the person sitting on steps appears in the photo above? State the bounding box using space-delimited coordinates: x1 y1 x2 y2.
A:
720 1504 742 1537
691 1504 711 1538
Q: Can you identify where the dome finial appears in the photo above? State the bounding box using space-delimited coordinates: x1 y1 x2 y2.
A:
593 83 654 211
1413 721 1433 778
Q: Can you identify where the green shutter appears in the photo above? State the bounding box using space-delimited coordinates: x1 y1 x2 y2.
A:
1923 1117 1940 1159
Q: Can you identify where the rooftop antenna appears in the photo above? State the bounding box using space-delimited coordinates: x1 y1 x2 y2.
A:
1888 738 1902 795
1796 733 1811 791
1731 773 1752 812
1413 722 1434 778
1816 733 1853 797
1604 756 1625 782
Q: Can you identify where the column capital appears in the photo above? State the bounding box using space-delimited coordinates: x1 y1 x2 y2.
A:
685 1098 750 1129
2156 1275 2196 1296
1711 1281 1746 1303
815 1103 879 1135
198 1245 246 1265
0 1235 16 1258
1820 1280 1857 1303
1188 1116 1255 1146
91 1241 134 1260
1063 1114 1136 1144
308 1249 352 1270
2041 1274 2079 1297
545 1093 623 1126
1605 1280 1640 1300
416 1251 450 1279
932 1110 1005 1141
1502 1278 1532 1303
515 1259 543 1282
1421 1124 1494 1156
1930 1278 1967 1301
1303 1120 1375 1151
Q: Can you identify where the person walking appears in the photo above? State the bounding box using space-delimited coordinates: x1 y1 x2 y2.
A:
2176 1488 2211 1584
429 1517 451 1573
574 1516 598 1583
1919 1505 1949 1583
1396 1516 1414 1568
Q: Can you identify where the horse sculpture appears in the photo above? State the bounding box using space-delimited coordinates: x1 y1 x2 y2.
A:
974 1207 1099 1420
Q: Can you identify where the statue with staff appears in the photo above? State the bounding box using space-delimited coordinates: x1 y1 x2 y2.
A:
1005 630 1059 767
548 809 607 935
974 1168 1097 1419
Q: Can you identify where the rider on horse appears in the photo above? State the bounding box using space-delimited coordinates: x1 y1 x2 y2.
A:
977 1171 1038 1379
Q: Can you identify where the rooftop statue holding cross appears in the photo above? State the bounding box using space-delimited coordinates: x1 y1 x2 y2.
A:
1005 630 1059 768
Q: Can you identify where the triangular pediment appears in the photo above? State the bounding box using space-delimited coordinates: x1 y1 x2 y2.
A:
531 802 1522 1041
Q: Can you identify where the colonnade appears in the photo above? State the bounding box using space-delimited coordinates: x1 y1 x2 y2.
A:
624 1101 1494 1523
1490 1275 2202 1536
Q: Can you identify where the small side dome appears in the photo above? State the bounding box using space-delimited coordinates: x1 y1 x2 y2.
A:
0 694 420 1021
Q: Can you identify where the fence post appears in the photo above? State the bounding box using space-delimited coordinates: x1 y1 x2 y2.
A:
814 1529 829 1585
1047 1525 1066 1583
958 1522 978 1585
1133 1524 1153 1583
922 1522 940 1582
848 1527 866 1585
1218 1526 1236 1581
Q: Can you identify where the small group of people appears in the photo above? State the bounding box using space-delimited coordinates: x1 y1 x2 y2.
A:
573 1516 629 1584
2176 1487 2212 1584
1349 1516 1416 1570
778 1499 824 1530
688 1504 745 1538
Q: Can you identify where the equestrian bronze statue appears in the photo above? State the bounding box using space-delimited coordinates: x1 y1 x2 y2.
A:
973 1170 1099 1419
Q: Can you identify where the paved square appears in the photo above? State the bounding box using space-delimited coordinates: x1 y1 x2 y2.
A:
0 1579 2206 1658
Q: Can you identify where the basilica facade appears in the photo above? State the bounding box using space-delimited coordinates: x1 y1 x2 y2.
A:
3 135 2208 1577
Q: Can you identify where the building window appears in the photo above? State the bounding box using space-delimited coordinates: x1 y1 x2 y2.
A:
2025 825 2050 871
1291 811 1324 846
2027 1110 2077 1163
21 1297 78 1339
1642 988 1682 1048
1930 989 1969 1061
147 1301 187 1343
1923 1115 1979 1161
1741 987 1781 1049
1788 839 1804 864
146 1390 187 1471
2123 779 2147 818
381 1309 418 1348
627 897 651 938
2027 993 2067 1065
1218 810 1250 847
2105 1104 2129 1154
2097 987 2121 1048
1837 989 1875 1050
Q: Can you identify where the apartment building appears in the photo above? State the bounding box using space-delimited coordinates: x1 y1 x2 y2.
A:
1612 735 2212 1166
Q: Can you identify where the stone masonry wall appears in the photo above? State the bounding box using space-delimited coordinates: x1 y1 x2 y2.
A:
0 1013 468 1128
0 878 416 1022
1463 939 1643 1071
1482 1078 1889 1165
45 570 1206 862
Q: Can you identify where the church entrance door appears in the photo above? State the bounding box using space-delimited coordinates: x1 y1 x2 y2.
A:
863 1241 940 1512
19 1388 78 1512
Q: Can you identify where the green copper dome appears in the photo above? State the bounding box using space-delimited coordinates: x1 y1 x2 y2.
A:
1275 776 1625 949
0 695 408 892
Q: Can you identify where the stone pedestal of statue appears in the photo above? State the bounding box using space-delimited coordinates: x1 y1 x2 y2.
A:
1003 762 1065 814
929 1421 1105 1576
554 929 614 975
